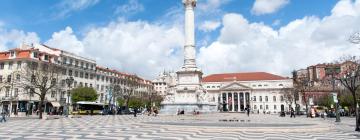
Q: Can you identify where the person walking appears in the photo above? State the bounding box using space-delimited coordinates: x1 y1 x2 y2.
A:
246 107 250 117
0 111 6 123
290 108 295 118
133 107 137 117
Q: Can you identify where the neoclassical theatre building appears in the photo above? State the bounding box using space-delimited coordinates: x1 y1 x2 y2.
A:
202 72 295 113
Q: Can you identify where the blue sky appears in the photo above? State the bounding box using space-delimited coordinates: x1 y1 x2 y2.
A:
0 0 338 41
0 0 359 79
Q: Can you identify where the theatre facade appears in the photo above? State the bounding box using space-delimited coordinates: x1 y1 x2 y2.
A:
202 72 298 114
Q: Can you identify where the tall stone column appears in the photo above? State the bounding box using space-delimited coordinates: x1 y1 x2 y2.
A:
231 93 235 112
183 0 196 68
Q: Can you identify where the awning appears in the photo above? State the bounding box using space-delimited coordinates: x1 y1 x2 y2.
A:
51 102 61 107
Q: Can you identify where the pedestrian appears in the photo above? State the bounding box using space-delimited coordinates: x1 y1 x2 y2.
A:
0 111 6 123
290 108 295 118
246 107 250 117
133 107 137 117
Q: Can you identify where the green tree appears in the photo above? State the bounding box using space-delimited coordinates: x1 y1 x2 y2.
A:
317 94 334 108
128 97 144 108
117 98 125 106
71 87 98 104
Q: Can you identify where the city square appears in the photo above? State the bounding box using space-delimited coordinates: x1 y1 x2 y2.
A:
0 113 359 140
1 0 360 139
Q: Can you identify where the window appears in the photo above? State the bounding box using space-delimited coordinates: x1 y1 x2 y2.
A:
0 75 2 83
97 75 100 81
260 105 263 109
33 52 38 58
85 73 89 79
273 96 276 102
75 60 79 67
85 63 89 69
51 91 56 98
10 51 15 57
16 74 20 81
62 57 67 64
7 75 11 83
75 71 78 77
265 96 268 102
101 85 104 91
17 61 22 69
279 84 284 87
254 105 257 109
274 105 277 110
44 55 49 60
212 86 215 88
85 83 88 87
5 88 10 97
90 74 94 80
266 105 269 110
74 81 77 87
90 84 93 88
258 84 262 87
253 96 256 101
207 86 210 88
68 70 73 76
69 59 73 65
259 96 262 102
80 72 84 78
80 62 84 68
61 91 65 98
8 62 13 70
80 82 83 87
0 63 4 69
280 96 284 102
96 84 99 90
14 88 18 97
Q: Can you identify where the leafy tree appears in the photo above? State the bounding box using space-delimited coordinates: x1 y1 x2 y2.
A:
117 98 125 106
71 87 98 104
316 94 334 108
128 97 143 108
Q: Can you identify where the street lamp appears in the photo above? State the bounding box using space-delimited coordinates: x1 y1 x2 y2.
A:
326 66 341 122
65 76 74 116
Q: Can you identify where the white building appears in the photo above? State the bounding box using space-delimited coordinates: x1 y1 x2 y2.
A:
0 43 153 116
202 72 299 113
152 71 177 96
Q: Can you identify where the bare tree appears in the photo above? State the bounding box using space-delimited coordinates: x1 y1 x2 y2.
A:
16 61 63 119
280 87 294 111
336 56 360 131
292 70 310 115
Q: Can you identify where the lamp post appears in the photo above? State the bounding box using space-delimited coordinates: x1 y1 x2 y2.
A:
326 66 341 122
65 76 74 117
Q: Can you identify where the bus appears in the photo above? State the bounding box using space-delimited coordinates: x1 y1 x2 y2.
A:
74 101 105 115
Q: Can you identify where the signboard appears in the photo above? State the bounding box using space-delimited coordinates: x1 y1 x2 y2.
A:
331 92 338 103
309 97 314 105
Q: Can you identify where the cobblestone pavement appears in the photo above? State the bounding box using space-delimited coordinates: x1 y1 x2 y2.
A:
0 113 359 140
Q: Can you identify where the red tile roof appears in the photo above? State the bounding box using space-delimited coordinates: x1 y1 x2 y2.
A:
202 72 288 82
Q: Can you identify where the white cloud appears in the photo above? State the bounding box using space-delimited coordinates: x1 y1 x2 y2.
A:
251 0 289 15
115 0 144 15
44 20 184 79
45 27 84 55
0 28 40 51
199 20 221 32
55 0 100 18
198 0 360 77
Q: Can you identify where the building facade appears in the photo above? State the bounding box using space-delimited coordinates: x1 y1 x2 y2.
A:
202 72 298 114
0 43 153 116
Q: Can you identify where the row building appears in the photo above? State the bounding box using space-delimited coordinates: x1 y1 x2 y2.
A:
0 43 153 116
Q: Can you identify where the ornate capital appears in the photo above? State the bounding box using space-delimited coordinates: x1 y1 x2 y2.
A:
183 0 196 7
